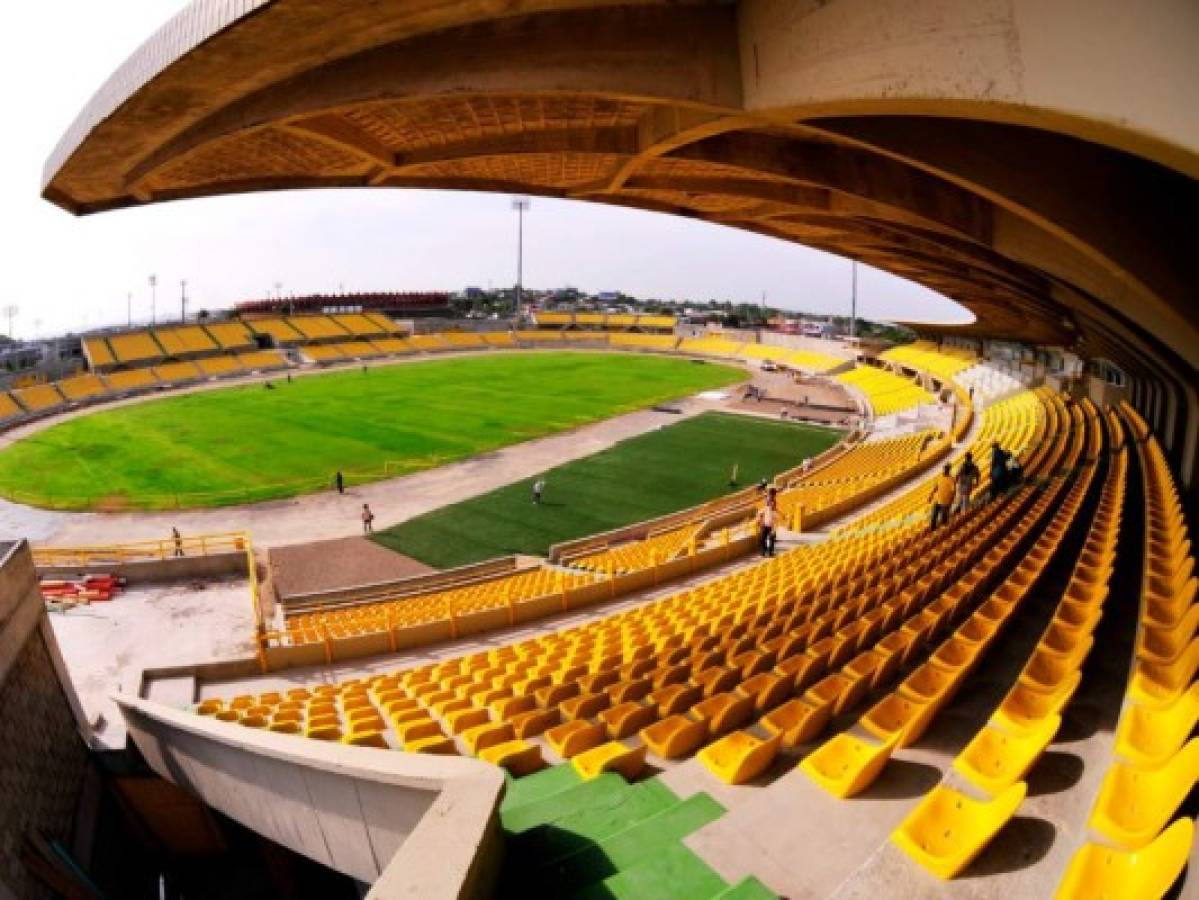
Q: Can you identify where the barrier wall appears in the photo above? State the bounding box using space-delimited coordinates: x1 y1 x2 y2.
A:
118 695 505 898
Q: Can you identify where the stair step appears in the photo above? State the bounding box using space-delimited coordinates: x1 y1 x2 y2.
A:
567 842 729 900
537 792 726 894
712 875 777 899
511 778 678 863
499 763 581 815
501 772 629 835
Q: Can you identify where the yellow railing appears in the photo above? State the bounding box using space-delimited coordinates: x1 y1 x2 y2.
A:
32 531 250 566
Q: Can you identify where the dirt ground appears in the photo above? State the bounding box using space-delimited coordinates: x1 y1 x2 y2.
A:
269 536 434 599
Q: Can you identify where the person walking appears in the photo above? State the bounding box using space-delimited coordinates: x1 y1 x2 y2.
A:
532 478 546 505
172 527 184 558
989 441 1009 502
334 470 344 495
361 503 375 534
954 452 980 515
929 463 955 530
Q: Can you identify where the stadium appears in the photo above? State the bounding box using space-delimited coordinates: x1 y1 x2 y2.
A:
1 2 1197 899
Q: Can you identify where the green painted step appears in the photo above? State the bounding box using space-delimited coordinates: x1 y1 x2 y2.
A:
501 772 631 834
714 876 778 899
511 778 679 863
532 792 727 895
568 841 729 900
499 764 582 814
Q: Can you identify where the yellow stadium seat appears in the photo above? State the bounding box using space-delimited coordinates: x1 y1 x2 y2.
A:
760 698 832 748
691 692 754 735
640 715 708 759
1087 738 1199 849
1055 817 1194 900
698 731 781 785
1127 639 1199 707
891 781 1027 880
991 671 1080 733
546 720 607 759
479 740 546 776
599 701 657 740
1139 604 1199 665
860 693 939 748
1114 682 1199 768
407 735 459 755
952 716 1061 796
800 732 900 799
572 741 647 782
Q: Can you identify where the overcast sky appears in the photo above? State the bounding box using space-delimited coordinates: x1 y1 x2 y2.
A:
1 2 972 339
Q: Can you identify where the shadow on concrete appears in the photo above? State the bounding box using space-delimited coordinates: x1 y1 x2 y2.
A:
859 758 942 801
1026 750 1085 797
963 815 1056 878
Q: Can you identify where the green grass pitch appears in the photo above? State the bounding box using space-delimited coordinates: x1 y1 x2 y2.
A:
0 353 747 509
372 411 842 568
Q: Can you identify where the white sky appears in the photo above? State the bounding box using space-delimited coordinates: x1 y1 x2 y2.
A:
1 2 973 340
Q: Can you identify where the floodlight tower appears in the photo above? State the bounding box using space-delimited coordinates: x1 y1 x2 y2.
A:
149 274 158 325
2 305 18 339
180 279 188 323
512 197 531 318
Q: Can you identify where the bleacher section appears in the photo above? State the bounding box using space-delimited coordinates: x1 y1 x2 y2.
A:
205 321 255 350
56 373 107 402
82 337 116 369
784 348 846 374
609 333 679 352
154 325 219 356
678 336 745 358
103 369 159 392
108 330 165 364
12 383 66 413
835 366 934 417
236 350 289 371
534 312 678 331
247 317 303 344
151 360 202 383
286 315 349 341
0 393 24 422
196 355 244 377
331 314 387 337
880 340 977 381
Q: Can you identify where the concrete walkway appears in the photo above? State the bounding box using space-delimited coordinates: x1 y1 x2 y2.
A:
9 394 727 549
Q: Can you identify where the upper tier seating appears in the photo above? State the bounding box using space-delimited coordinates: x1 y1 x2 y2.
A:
287 316 349 340
331 314 387 337
108 331 165 364
83 337 116 368
204 322 255 350
835 366 934 417
154 326 218 355
247 318 303 344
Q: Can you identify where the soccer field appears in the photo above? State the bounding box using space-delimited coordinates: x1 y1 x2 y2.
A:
0 353 746 509
373 412 843 568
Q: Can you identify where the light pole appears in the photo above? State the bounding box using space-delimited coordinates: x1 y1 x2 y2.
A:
127 292 132 328
149 274 158 325
512 197 531 318
849 259 858 340
2 305 17 339
180 279 188 324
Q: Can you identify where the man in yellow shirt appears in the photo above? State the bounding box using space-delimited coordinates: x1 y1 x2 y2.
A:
929 463 956 530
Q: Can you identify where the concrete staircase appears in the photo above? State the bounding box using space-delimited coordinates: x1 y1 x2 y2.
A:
496 764 774 899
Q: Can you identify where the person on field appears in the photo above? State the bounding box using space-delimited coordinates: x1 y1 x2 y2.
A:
954 452 980 515
989 441 1010 501
929 463 955 530
172 527 184 558
335 471 344 494
361 503 375 534
532 478 546 505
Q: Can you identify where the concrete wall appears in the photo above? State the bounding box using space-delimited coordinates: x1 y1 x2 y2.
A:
118 696 505 898
37 550 246 583
0 542 89 899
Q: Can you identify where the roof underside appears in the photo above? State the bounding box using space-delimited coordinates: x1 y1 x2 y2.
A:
42 0 1199 382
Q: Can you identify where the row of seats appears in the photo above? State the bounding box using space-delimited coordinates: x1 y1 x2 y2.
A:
86 323 257 368
880 341 977 382
835 366 936 417
281 566 599 645
194 388 1058 782
569 523 704 575
534 313 677 329
244 313 399 344
1054 407 1198 897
